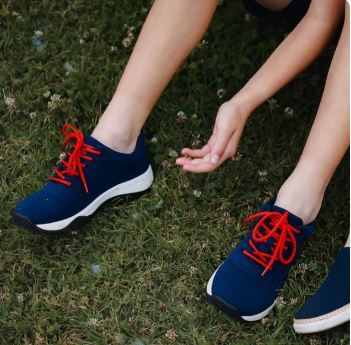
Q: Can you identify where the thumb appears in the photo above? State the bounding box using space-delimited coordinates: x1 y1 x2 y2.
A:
210 128 233 164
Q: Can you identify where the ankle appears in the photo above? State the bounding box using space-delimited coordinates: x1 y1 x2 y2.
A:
275 170 327 224
92 94 148 153
92 125 139 153
275 187 322 225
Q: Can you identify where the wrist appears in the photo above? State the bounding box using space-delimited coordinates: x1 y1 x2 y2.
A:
228 90 260 119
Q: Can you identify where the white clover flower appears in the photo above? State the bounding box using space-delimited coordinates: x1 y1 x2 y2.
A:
276 296 286 310
168 149 178 158
51 94 61 102
110 46 118 52
176 110 187 123
165 329 177 340
43 90 51 98
59 151 66 161
79 38 85 45
87 318 100 327
258 170 268 183
290 297 298 305
29 111 38 119
122 36 132 48
201 39 210 47
4 96 16 111
217 88 226 99
150 136 157 144
34 30 43 37
268 98 280 111
261 317 270 326
17 294 24 303
297 262 308 275
122 26 135 48
128 316 136 323
245 13 251 21
48 93 62 109
193 190 201 198
284 106 294 118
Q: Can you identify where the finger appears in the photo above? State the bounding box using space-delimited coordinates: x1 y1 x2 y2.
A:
181 144 210 158
184 131 241 173
210 127 233 165
207 134 216 150
187 155 211 165
220 130 242 161
182 153 216 173
182 161 216 173
178 154 211 166
175 157 193 166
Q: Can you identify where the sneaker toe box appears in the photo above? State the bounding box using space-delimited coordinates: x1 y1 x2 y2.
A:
209 260 277 317
14 189 73 225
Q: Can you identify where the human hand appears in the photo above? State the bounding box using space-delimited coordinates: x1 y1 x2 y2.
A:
176 101 249 173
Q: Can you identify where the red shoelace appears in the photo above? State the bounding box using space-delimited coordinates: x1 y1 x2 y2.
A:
49 124 101 192
242 211 301 276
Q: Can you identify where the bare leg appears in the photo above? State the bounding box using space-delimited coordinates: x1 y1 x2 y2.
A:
92 0 218 152
345 233 350 247
275 4 350 224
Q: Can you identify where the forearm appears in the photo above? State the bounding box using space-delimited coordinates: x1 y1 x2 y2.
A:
231 0 344 115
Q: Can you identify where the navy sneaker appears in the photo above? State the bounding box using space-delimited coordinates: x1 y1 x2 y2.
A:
206 198 315 322
293 247 350 334
13 124 153 233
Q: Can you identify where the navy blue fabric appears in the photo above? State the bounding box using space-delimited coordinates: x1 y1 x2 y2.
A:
242 0 311 26
295 247 350 320
211 198 315 316
15 133 150 224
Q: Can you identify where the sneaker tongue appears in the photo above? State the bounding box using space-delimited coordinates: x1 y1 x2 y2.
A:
247 202 303 265
271 204 303 227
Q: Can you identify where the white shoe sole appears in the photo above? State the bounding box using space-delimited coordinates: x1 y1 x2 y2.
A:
35 165 153 231
293 303 350 334
206 266 276 322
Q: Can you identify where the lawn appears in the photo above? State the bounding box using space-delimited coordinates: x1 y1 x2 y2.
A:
0 0 349 344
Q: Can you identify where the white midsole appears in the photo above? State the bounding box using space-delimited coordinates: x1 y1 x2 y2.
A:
37 165 153 231
241 302 276 322
293 304 350 334
206 266 276 322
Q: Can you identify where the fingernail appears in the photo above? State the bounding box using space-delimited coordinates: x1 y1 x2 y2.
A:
211 154 220 164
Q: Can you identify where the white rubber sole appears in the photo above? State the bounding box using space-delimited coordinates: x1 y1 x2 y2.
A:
36 165 153 231
293 304 350 334
206 266 276 322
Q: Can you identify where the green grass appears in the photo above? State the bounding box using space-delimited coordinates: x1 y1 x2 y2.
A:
0 1 349 344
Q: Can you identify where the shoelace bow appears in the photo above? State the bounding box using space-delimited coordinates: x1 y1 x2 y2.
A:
49 124 101 192
242 211 301 276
